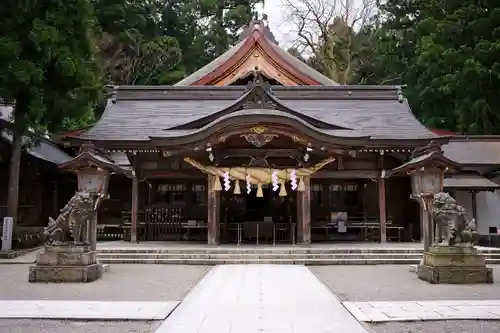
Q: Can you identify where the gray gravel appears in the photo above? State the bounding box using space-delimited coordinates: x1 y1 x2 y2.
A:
310 265 500 301
368 320 500 333
0 264 209 301
0 319 161 333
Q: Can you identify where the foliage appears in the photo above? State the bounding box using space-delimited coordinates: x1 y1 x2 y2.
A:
0 0 103 134
93 0 264 85
0 0 104 227
359 1 500 134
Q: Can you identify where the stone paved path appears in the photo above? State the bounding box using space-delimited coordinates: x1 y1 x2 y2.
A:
155 264 368 333
0 300 178 320
344 300 500 322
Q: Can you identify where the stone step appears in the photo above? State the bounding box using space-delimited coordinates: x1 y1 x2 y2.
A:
97 248 427 254
96 256 500 265
97 257 422 265
97 253 423 260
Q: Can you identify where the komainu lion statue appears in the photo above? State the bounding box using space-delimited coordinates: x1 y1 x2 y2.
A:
432 192 479 246
44 192 93 245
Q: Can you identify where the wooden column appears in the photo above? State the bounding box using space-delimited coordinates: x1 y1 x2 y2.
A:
207 175 220 245
378 176 387 243
378 152 387 243
131 173 139 243
52 181 58 217
471 191 478 219
299 176 311 245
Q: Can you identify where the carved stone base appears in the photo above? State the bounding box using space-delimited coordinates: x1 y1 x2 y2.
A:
418 245 493 284
29 244 103 283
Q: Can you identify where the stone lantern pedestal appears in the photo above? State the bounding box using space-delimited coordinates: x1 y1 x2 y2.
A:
418 245 493 284
29 244 103 283
28 143 130 283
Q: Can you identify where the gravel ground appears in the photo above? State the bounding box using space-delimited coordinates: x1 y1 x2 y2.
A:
310 265 500 302
0 264 209 301
0 319 161 333
367 320 500 333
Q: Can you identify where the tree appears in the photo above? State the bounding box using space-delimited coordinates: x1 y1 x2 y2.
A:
0 0 103 228
282 0 377 83
94 0 264 85
370 0 500 134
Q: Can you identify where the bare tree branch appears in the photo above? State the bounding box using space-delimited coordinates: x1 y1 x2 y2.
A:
282 0 376 84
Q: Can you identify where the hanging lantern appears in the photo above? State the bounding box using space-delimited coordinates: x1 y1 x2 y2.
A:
223 171 231 191
213 176 222 191
234 180 241 195
279 181 287 196
246 174 252 194
298 177 306 192
271 170 279 192
256 183 264 197
290 169 298 191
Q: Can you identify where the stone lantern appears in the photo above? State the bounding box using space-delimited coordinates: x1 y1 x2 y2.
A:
389 141 493 284
29 143 130 283
389 141 459 253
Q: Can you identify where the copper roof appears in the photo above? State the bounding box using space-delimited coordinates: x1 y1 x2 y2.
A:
81 85 436 142
444 174 500 191
443 139 500 165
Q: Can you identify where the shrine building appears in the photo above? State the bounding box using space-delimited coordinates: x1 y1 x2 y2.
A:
61 20 500 245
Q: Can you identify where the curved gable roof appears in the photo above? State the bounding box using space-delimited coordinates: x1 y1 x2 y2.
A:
174 21 338 86
169 82 351 130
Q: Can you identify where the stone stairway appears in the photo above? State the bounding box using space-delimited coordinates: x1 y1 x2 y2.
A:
96 247 500 265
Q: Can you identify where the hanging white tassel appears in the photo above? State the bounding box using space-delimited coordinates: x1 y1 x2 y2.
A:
234 180 241 195
271 170 279 192
223 171 231 191
290 169 298 191
246 174 252 194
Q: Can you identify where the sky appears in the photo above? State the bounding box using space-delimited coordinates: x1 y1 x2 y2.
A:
256 1 296 47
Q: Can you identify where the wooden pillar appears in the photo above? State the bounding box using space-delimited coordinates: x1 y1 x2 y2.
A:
52 181 58 217
299 176 311 245
471 191 478 220
378 176 387 243
207 175 220 245
131 173 139 243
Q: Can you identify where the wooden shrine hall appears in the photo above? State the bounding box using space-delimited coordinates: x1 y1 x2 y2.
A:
66 20 446 245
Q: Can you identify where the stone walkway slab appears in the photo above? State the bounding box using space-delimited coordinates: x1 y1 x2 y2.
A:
155 264 368 333
0 300 179 320
343 300 500 322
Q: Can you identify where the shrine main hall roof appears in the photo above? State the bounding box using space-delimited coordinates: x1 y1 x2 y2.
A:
81 84 436 144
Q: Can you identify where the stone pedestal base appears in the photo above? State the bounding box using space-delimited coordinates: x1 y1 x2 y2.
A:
29 244 103 283
418 245 493 284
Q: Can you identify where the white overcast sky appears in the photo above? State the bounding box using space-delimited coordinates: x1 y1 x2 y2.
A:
256 1 296 47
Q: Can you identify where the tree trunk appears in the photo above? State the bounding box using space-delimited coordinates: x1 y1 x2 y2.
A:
6 127 22 230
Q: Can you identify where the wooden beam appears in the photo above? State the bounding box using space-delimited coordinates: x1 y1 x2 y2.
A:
221 149 302 158
313 170 380 179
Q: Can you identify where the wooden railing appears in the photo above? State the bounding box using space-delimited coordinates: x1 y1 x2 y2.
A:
97 224 123 241
222 222 296 245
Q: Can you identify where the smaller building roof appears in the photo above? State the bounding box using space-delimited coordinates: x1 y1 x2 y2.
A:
443 138 500 165
444 174 500 191
1 105 72 164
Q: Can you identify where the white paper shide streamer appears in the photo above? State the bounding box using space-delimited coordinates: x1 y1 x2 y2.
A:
246 174 252 194
223 171 231 191
271 170 279 192
290 169 298 191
